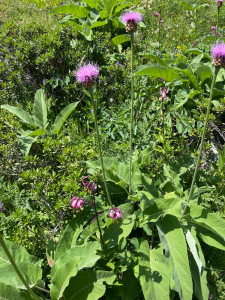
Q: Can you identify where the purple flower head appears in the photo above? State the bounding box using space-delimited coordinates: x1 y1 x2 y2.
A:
83 27 86 34
211 42 225 59
70 197 84 210
116 61 120 66
159 18 163 25
43 78 47 85
75 63 100 88
145 45 147 50
160 87 169 99
0 202 5 212
211 26 217 31
121 11 143 24
109 207 122 220
208 295 213 300
215 0 223 2
193 41 197 47
82 176 97 191
153 11 159 17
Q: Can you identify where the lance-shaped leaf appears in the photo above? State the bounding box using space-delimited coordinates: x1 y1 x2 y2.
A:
157 215 193 300
112 34 130 46
1 105 34 125
103 203 134 248
134 240 170 300
50 241 101 300
186 230 202 274
51 101 79 134
189 258 209 300
51 4 89 18
33 89 48 129
134 64 181 82
63 270 116 300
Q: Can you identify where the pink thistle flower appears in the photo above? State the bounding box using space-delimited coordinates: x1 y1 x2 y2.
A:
121 11 143 33
70 197 84 210
211 26 217 31
109 207 122 219
153 11 159 17
75 63 99 88
82 176 97 191
211 42 225 59
121 11 143 24
160 87 169 99
211 42 225 67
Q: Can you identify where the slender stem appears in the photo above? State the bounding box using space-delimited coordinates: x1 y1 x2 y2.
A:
215 6 220 43
92 192 108 261
162 97 164 142
90 88 112 207
0 234 40 300
129 32 134 195
34 286 50 294
181 67 219 219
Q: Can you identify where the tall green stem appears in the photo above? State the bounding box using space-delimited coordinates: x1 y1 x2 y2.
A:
90 88 112 207
129 32 134 195
215 7 220 43
0 234 40 300
181 67 219 219
92 192 108 261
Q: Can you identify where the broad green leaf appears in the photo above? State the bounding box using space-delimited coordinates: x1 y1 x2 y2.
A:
174 89 189 110
104 0 117 15
185 49 203 55
163 164 183 196
134 241 170 300
51 102 79 134
50 241 101 300
139 198 182 224
132 144 155 174
114 3 132 13
137 191 155 211
63 270 116 300
142 54 168 67
103 203 134 248
197 66 213 85
0 240 42 289
134 64 181 82
28 129 46 137
179 2 194 11
190 258 209 300
55 206 93 261
1 105 34 125
51 4 89 18
186 230 202 274
112 34 130 46
33 89 48 129
0 283 39 300
0 262 42 289
157 215 193 300
188 204 225 241
90 21 108 28
18 135 37 156
181 69 200 90
0 239 42 267
121 270 141 300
